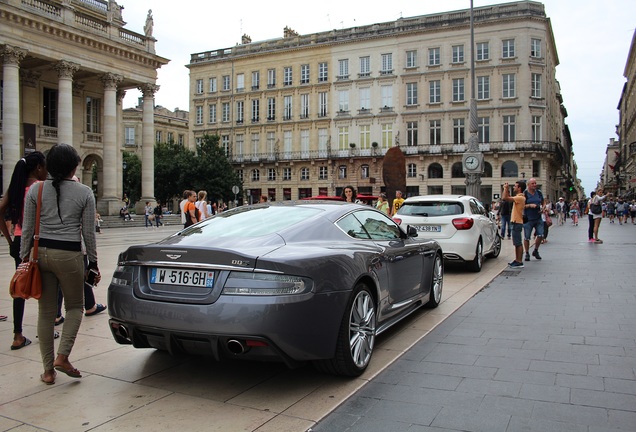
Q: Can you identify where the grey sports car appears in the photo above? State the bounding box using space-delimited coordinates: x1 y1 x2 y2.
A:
107 201 443 376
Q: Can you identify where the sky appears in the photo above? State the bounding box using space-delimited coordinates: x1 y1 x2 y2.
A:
119 0 635 195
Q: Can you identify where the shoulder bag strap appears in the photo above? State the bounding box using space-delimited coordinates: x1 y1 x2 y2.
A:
32 182 44 262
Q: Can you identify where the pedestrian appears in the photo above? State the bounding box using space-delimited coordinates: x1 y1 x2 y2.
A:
183 190 198 227
499 198 512 239
555 197 566 225
522 178 545 261
153 200 163 227
569 199 580 226
589 187 611 244
502 180 526 268
542 198 553 243
585 191 595 241
606 198 616 223
196 190 210 220
179 190 191 225
630 200 636 224
615 199 627 225
341 185 358 203
95 212 103 233
0 151 48 349
375 193 390 215
144 201 153 228
20 144 99 384
390 190 405 216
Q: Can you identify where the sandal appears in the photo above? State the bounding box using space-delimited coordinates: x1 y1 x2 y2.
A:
10 337 32 350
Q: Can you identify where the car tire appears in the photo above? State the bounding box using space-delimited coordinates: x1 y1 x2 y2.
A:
466 239 483 272
486 234 502 259
314 283 376 377
425 253 443 308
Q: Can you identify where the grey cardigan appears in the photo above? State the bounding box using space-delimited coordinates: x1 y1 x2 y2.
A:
19 179 97 263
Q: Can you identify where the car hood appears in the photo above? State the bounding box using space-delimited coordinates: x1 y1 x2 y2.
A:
117 232 286 270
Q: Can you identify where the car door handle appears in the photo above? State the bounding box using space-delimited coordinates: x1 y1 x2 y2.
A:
422 250 435 257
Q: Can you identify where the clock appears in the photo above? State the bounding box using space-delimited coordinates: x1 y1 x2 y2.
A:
464 155 480 170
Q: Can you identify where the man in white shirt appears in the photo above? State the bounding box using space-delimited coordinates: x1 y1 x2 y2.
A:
179 190 190 225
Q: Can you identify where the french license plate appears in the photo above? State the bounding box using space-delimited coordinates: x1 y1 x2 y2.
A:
416 225 441 232
150 268 214 288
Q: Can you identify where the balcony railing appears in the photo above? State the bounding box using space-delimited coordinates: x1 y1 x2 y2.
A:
226 140 561 164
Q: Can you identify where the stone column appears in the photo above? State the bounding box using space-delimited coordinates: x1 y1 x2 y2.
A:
116 89 126 202
1 45 27 189
139 83 159 207
98 73 123 215
53 60 79 146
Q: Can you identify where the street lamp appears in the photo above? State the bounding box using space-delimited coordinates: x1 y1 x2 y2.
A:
462 0 484 199
122 160 127 201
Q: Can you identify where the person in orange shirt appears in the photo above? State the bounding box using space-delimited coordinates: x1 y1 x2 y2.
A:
502 181 526 268
183 190 198 228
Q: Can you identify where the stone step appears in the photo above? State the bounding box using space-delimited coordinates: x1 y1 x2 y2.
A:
98 214 182 229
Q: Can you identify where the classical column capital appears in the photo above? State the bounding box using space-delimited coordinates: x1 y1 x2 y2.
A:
139 83 160 98
101 73 123 90
117 89 127 104
20 70 42 88
53 60 80 79
0 45 28 65
73 82 85 97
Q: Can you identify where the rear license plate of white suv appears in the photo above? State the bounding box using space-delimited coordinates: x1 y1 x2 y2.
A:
416 225 441 232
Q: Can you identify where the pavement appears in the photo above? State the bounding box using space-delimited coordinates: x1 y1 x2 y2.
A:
310 219 636 432
0 219 633 431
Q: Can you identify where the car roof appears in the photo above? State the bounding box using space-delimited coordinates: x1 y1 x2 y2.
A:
403 194 477 202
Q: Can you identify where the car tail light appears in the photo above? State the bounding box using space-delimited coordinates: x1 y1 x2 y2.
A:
452 217 474 230
223 272 313 295
393 217 402 225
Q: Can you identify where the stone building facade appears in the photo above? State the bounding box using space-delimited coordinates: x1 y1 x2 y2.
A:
188 1 577 205
611 29 636 199
0 0 168 215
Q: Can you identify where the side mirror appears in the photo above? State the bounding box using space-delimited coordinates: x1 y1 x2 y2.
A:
407 225 418 237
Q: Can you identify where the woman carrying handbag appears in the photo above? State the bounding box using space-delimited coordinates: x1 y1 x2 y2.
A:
0 152 48 350
20 144 99 385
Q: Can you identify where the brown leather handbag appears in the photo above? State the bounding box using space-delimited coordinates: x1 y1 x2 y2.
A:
9 182 44 300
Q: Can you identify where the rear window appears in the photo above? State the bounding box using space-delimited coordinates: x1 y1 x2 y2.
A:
397 201 464 217
181 205 322 238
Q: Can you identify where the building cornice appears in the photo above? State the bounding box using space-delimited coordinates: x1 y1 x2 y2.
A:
188 1 548 68
0 8 169 70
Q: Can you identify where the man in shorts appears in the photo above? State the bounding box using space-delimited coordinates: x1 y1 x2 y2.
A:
502 181 526 268
523 178 545 262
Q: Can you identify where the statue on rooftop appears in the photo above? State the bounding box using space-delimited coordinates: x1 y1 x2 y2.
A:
144 9 153 37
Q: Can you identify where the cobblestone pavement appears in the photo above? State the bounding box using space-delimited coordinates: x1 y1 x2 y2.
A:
310 220 636 432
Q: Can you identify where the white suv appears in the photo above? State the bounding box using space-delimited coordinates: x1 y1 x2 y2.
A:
393 195 501 272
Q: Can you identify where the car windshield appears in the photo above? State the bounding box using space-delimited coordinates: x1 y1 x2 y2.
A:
181 205 322 238
398 201 464 217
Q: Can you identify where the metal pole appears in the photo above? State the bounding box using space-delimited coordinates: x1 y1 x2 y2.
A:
464 0 482 199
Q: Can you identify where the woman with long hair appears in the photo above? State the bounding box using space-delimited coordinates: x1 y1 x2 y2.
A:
0 151 47 349
20 144 99 385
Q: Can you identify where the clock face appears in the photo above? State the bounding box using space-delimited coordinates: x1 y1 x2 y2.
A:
465 156 479 170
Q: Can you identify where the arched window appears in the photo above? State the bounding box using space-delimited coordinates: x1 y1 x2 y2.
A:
501 160 518 178
407 163 417 178
451 162 464 178
338 165 347 179
482 162 493 177
428 163 443 179
360 164 369 178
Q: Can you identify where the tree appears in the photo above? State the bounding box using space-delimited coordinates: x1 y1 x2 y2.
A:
153 135 241 205
193 135 242 204
122 151 141 205
153 141 193 203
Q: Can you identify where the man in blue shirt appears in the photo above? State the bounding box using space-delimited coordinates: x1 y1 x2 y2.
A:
523 178 545 261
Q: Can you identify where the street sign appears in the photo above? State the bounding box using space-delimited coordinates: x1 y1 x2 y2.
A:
231 185 239 194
